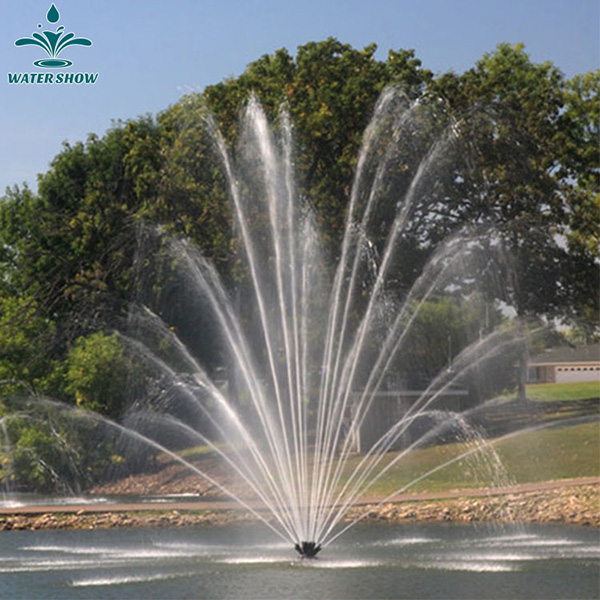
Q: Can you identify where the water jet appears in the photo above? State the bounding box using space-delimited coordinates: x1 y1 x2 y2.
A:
117 90 526 558
1 90 536 560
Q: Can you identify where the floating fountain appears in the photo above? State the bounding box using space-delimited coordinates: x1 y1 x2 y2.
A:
1 89 528 558
113 89 525 558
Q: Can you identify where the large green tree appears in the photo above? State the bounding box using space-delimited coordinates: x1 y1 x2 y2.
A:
200 38 433 239
427 44 599 321
0 38 597 428
0 117 166 340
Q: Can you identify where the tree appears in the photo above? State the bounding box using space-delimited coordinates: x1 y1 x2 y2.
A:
558 71 600 336
0 398 120 493
65 331 129 419
0 38 597 432
200 38 433 243
0 117 166 340
393 294 514 398
0 294 61 396
427 44 598 325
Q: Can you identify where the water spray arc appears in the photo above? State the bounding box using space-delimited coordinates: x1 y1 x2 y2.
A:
120 90 522 558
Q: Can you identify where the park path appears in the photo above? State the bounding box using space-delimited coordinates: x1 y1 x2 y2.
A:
1 476 597 516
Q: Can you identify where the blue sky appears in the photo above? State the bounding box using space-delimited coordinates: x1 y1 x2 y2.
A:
2 0 599 192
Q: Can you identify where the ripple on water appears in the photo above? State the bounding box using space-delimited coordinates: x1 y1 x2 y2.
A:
414 560 518 573
372 536 438 547
70 572 191 587
219 555 289 564
306 559 380 569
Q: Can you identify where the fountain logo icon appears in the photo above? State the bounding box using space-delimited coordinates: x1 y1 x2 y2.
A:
14 3 92 69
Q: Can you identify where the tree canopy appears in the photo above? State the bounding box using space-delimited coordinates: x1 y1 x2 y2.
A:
0 39 597 489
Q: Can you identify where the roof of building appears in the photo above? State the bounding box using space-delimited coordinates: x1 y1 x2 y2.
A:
530 344 600 365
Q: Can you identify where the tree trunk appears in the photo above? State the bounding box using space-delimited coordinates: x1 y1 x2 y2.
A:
517 325 529 403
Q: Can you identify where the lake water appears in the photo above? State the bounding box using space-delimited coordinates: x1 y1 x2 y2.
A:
1 522 598 599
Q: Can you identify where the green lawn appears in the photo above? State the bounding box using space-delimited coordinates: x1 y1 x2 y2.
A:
526 381 600 402
169 411 599 500
341 420 599 497
495 421 599 483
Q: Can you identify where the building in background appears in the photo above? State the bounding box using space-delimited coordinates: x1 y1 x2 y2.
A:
527 345 600 384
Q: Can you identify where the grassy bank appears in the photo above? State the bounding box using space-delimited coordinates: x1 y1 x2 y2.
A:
342 421 599 497
87 417 598 501
526 381 600 402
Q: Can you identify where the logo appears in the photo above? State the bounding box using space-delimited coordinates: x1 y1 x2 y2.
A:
15 3 92 68
9 4 97 85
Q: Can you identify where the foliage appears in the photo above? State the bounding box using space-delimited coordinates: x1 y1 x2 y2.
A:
65 331 129 419
560 71 600 192
0 294 60 396
0 402 117 493
0 39 597 490
201 38 432 243
2 40 595 339
395 294 516 401
8 423 70 492
431 45 598 320
149 102 233 267
0 117 165 337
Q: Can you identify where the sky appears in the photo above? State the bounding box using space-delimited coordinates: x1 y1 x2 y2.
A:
1 0 599 193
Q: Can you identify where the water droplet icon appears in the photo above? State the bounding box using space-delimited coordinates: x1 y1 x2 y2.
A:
47 4 60 23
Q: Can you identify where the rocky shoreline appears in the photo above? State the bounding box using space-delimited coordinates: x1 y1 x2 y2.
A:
345 484 599 527
1 483 597 532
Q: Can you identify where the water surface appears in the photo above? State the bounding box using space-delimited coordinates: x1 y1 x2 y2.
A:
1 523 598 599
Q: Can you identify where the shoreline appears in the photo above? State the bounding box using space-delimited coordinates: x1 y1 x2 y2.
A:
1 479 597 531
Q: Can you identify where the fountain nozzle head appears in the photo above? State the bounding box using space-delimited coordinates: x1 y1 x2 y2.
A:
294 541 322 558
